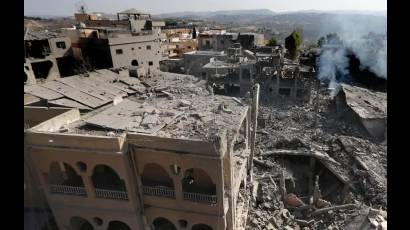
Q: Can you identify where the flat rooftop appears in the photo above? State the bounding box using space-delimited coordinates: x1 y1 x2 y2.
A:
24 30 65 40
184 51 226 56
36 71 249 142
203 61 239 69
24 69 139 111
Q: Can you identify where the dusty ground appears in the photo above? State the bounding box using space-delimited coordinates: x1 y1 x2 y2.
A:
245 83 387 230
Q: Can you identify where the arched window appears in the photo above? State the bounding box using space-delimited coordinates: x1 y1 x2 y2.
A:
131 60 139 66
182 168 216 204
92 165 128 200
47 162 86 196
152 217 176 230
70 216 93 230
141 163 175 198
107 221 131 230
192 224 213 230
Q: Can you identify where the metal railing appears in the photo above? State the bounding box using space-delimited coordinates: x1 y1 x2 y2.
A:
49 184 87 197
142 186 176 198
183 192 217 204
95 188 129 200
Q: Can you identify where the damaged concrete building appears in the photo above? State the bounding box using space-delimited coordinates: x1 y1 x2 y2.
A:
197 29 264 51
24 30 74 84
78 9 167 76
263 64 315 102
335 83 387 139
24 6 387 230
183 50 228 77
183 42 314 102
24 69 261 230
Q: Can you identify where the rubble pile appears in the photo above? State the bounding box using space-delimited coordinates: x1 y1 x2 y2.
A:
246 84 387 229
247 179 300 230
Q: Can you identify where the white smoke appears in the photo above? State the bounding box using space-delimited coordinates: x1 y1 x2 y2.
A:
317 13 387 96
343 34 387 79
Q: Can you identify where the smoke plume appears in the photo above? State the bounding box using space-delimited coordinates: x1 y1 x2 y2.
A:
316 14 387 96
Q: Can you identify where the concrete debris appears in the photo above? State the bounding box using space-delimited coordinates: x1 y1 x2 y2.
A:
247 82 386 230
179 99 192 107
285 193 305 208
219 103 233 114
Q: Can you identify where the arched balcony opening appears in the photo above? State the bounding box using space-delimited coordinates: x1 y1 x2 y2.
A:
91 165 128 200
107 220 131 230
141 163 175 198
70 216 93 230
182 168 217 204
152 217 177 230
47 162 86 196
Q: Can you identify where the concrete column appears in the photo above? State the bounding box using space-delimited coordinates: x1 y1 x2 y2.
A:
83 175 96 199
217 159 225 217
276 69 280 96
249 84 260 182
239 66 243 96
224 141 235 230
308 157 316 197
292 68 299 99
173 175 184 204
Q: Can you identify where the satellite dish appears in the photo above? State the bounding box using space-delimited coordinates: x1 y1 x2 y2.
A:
75 1 88 14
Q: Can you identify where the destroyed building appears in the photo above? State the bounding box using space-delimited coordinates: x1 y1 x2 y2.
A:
24 70 260 230
261 64 315 103
201 45 256 97
183 50 228 77
183 42 314 103
24 30 74 84
335 83 387 139
24 6 387 230
198 29 264 51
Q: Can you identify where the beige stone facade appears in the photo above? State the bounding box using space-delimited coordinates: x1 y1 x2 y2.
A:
24 72 255 229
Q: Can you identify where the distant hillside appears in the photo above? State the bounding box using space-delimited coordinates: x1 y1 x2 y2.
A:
156 9 275 20
156 9 386 42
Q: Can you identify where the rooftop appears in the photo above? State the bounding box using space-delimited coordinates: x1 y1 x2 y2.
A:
203 61 239 69
24 30 64 41
118 8 150 15
184 50 226 56
341 83 387 119
30 70 249 142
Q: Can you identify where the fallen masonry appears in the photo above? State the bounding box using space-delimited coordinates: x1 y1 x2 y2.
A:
246 82 387 230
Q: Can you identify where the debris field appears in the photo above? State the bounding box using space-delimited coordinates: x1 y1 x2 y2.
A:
245 83 387 230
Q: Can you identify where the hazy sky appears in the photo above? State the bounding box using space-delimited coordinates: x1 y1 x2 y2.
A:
24 0 387 16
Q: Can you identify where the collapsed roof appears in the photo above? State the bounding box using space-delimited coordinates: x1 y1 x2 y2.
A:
340 83 387 119
24 30 63 41
26 70 249 142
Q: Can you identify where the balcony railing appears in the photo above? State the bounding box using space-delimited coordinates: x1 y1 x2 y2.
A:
143 185 176 199
49 184 87 197
95 188 128 200
183 192 217 204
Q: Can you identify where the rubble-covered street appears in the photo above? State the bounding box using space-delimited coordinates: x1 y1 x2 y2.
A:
246 83 387 230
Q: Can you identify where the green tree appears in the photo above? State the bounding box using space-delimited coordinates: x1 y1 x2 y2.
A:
285 31 303 60
266 36 278 46
317 36 326 47
192 25 197 39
